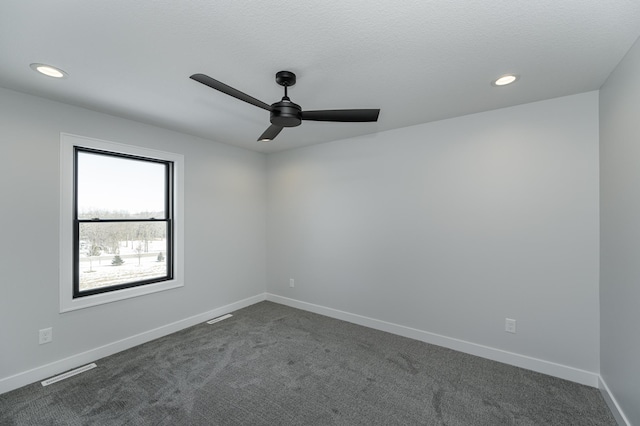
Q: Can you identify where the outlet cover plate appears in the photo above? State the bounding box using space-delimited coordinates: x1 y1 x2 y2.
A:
39 327 53 344
505 318 517 334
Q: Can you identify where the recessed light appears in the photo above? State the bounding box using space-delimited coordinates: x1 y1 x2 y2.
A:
30 63 68 79
492 74 518 86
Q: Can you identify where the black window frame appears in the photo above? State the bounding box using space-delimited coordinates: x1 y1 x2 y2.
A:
72 146 174 298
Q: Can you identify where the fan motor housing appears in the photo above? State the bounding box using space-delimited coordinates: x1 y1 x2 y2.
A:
270 99 302 127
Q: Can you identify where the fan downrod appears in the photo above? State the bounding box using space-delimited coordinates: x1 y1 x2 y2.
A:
270 71 301 128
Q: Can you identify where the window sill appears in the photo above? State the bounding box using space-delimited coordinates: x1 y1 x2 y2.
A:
59 279 184 312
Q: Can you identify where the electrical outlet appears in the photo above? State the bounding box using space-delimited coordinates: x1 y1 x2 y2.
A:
505 318 517 334
289 278 295 288
39 328 53 344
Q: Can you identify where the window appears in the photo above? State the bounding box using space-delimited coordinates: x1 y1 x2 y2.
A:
60 134 184 312
75 148 173 296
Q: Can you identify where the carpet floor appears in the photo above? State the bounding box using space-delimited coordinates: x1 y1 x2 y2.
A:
0 301 616 425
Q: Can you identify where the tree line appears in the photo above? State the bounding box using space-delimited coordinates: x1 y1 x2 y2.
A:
79 210 166 257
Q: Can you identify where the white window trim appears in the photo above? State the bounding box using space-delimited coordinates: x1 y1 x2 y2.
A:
60 133 184 312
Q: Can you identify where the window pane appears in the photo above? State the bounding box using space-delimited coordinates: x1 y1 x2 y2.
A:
78 222 168 292
77 151 166 219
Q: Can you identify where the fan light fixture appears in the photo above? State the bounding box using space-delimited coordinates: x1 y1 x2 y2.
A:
30 63 68 78
493 74 518 86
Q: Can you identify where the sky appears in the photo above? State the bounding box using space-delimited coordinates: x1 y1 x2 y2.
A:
77 151 166 217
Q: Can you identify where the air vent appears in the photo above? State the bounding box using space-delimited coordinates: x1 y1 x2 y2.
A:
206 314 233 325
41 363 97 386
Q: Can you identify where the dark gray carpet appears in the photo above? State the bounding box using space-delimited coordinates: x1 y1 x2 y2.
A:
0 301 616 425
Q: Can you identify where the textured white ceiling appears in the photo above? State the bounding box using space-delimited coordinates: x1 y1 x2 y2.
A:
1 1 640 153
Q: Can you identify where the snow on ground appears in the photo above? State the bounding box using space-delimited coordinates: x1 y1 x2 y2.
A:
79 240 168 291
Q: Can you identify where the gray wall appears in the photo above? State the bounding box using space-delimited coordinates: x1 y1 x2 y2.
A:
267 92 601 372
600 36 640 424
0 88 267 381
0 81 617 403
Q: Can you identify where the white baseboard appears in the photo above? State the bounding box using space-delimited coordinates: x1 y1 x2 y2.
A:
2 293 603 397
266 293 600 388
0 293 267 395
599 376 630 426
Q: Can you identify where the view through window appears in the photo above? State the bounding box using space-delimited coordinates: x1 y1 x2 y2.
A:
74 148 173 297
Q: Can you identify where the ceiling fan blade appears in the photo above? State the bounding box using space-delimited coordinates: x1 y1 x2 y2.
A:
301 109 380 122
190 73 272 111
258 124 284 142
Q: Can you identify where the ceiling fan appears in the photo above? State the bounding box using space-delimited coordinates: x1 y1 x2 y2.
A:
190 71 380 142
